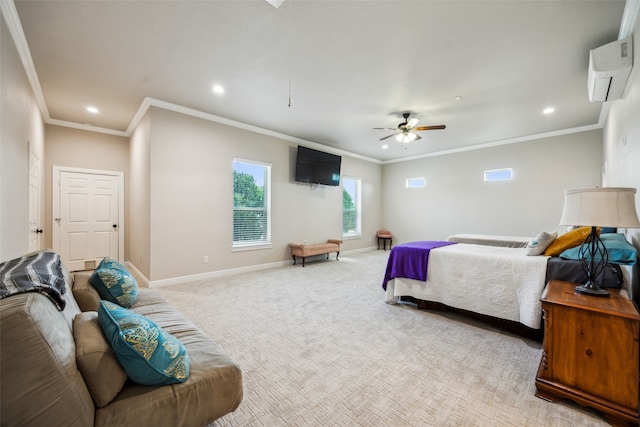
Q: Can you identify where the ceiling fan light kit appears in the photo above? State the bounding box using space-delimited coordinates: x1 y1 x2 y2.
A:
396 132 417 143
374 112 446 146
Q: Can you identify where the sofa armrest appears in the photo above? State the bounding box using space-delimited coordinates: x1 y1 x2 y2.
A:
72 271 101 312
327 239 343 245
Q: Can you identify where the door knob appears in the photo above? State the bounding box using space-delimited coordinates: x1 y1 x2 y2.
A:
36 229 43 233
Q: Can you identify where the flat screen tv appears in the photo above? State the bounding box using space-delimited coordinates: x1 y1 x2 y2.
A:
295 146 341 187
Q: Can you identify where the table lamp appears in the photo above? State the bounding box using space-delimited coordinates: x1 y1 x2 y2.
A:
559 187 640 296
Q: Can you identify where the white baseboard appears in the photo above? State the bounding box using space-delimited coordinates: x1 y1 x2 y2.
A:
150 259 292 288
147 246 380 288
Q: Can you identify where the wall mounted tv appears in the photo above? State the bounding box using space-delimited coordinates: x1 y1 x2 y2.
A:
295 146 342 187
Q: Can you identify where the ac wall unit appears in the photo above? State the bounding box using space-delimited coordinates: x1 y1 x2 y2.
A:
588 36 633 102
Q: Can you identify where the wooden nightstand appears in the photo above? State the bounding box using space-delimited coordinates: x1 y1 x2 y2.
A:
535 280 640 426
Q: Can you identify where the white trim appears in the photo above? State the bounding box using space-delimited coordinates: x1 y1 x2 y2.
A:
52 166 125 264
135 98 381 163
406 177 426 188
342 234 362 241
47 118 128 137
619 0 640 40
382 124 601 164
5 0 629 165
150 259 292 287
484 168 513 182
149 247 378 288
1 1 49 120
231 243 274 252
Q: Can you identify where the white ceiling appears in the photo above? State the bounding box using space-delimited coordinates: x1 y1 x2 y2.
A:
8 0 631 162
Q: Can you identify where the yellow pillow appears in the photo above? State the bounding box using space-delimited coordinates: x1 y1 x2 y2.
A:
543 226 598 257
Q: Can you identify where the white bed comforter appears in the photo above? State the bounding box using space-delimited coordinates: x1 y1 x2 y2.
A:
384 243 550 329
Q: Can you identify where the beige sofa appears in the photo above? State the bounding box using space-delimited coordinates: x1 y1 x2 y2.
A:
1 256 242 427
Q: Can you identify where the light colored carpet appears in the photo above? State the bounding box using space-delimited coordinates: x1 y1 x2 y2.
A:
157 250 608 426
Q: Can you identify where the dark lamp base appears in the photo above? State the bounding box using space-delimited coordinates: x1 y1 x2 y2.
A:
575 284 610 297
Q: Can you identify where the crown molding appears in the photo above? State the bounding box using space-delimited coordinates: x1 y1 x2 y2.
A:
1 0 49 120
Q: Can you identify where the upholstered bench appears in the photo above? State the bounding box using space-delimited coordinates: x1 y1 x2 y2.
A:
376 230 392 250
288 239 343 267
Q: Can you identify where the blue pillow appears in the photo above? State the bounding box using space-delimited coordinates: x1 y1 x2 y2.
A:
90 257 138 308
560 233 637 265
98 301 190 386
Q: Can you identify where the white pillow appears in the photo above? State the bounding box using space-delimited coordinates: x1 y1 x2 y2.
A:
526 231 557 256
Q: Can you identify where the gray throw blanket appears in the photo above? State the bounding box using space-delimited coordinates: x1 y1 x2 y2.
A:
0 251 67 310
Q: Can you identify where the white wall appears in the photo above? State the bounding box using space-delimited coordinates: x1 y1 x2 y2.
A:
43 124 129 250
128 111 151 278
602 15 640 303
144 107 382 281
0 10 45 261
381 130 603 244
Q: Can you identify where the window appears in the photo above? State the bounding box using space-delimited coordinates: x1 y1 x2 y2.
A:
406 177 426 188
343 177 361 237
233 159 271 248
484 168 513 181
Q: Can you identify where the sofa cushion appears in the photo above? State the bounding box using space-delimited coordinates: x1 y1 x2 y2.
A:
98 301 190 386
1 292 95 426
74 311 127 407
73 271 102 312
90 257 138 308
94 290 243 427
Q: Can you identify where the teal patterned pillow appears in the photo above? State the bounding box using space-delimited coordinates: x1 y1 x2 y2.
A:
89 257 138 308
98 301 190 386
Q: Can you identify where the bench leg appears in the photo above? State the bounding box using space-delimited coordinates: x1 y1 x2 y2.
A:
292 255 297 265
336 251 340 261
302 257 306 267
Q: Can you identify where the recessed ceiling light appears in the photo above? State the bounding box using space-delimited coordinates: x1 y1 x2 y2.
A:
543 107 555 114
382 144 389 149
86 106 99 114
454 96 462 101
212 85 225 94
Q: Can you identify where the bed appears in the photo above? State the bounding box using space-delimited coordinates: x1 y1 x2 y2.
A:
446 234 530 248
382 235 638 330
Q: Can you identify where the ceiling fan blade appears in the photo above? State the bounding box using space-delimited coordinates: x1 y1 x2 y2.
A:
373 127 399 131
414 125 446 131
407 117 420 128
379 133 397 141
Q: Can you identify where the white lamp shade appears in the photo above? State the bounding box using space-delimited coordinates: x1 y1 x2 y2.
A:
559 187 640 228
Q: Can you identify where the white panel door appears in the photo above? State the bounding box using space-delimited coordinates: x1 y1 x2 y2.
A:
28 150 42 253
58 171 119 271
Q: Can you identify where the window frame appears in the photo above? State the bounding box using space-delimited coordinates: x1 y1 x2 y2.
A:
484 168 513 182
232 158 272 251
342 176 362 238
406 177 426 188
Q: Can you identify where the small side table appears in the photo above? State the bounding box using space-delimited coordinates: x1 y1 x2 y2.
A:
535 280 639 427
376 230 392 250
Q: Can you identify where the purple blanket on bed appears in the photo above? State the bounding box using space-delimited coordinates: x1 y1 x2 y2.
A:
382 241 457 290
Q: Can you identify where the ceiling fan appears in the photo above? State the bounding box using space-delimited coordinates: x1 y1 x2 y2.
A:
374 112 446 143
